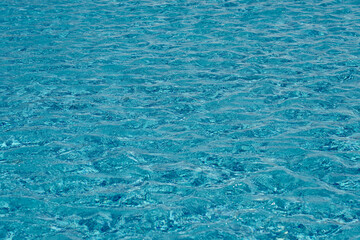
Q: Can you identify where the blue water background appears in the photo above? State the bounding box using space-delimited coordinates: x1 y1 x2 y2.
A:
1 0 360 239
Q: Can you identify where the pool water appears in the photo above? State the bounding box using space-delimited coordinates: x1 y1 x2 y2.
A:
1 0 360 239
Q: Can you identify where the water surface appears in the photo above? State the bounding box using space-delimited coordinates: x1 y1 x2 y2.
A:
0 0 360 239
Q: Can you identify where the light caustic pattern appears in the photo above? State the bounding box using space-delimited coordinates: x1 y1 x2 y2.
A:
0 0 360 239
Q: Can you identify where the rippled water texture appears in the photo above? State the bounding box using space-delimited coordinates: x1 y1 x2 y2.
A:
1 0 360 239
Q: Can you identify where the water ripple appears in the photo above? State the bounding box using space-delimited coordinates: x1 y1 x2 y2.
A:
1 0 360 239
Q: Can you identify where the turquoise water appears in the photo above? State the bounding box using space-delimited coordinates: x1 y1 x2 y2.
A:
1 0 360 239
